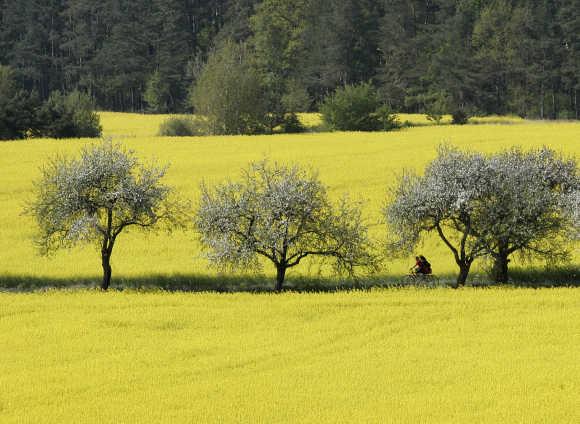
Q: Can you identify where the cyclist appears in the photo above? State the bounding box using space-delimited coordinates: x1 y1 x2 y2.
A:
419 255 432 274
410 255 432 275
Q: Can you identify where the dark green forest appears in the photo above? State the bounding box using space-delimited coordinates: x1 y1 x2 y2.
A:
1 0 578 118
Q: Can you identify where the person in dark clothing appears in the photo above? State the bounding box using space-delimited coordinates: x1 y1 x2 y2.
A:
410 255 432 275
410 256 422 274
419 255 432 274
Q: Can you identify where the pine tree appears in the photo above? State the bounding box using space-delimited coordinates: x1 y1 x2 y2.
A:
558 0 580 119
145 0 190 112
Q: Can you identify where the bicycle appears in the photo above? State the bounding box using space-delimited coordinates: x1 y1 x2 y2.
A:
402 272 439 287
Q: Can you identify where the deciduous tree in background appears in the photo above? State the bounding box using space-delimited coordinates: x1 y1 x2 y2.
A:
28 139 188 290
190 41 269 135
195 161 378 291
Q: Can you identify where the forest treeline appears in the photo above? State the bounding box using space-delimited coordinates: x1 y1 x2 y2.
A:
1 0 578 119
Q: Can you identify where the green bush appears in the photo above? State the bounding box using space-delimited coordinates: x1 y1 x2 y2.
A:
1 66 100 140
320 83 397 131
279 113 306 133
451 110 469 125
375 105 400 131
37 91 101 138
158 116 207 136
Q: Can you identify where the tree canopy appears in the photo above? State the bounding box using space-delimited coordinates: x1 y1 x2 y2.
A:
190 41 269 135
28 139 188 289
195 161 378 290
386 145 579 286
0 0 577 118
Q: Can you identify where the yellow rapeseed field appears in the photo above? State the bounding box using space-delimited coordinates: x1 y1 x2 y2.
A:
0 113 578 285
0 288 578 423
99 112 525 138
1 114 579 423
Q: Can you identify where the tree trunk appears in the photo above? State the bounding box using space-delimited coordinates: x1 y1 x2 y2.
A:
275 265 286 292
101 250 112 290
540 80 545 119
575 89 578 120
492 253 510 284
455 262 471 288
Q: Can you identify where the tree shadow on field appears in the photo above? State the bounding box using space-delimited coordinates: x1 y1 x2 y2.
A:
504 266 580 288
0 274 386 293
0 267 579 293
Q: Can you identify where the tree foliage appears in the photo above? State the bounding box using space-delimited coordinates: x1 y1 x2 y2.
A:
1 66 101 140
28 139 188 289
321 82 398 131
191 41 269 135
0 65 39 140
37 91 102 139
195 161 378 290
386 146 491 287
386 145 579 286
475 148 579 283
1 1 577 117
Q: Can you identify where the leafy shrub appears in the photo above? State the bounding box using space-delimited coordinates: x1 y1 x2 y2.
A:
451 110 469 125
37 91 101 138
158 116 207 136
426 112 444 124
279 113 306 133
320 83 398 132
375 105 401 131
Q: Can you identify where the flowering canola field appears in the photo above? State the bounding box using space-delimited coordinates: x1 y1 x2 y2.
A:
0 288 578 423
0 113 578 285
0 115 579 422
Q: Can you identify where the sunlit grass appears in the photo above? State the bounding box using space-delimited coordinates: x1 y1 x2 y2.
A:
0 288 578 423
0 114 578 285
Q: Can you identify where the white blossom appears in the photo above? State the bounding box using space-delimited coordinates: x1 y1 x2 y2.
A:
27 138 188 289
386 144 578 285
195 160 378 290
